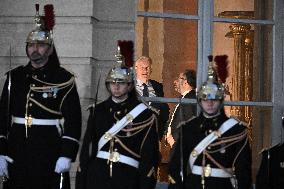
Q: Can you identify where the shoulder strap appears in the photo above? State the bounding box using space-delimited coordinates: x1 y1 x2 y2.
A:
97 103 148 152
189 118 238 169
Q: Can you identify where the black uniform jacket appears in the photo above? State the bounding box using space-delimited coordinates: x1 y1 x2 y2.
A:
79 96 159 189
0 61 82 188
168 112 252 189
256 142 284 189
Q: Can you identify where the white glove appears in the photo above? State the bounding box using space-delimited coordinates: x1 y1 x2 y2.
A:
0 155 13 177
54 157 72 173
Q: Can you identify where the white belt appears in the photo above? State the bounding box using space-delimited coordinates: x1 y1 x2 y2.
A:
191 165 232 178
12 116 60 126
96 151 139 168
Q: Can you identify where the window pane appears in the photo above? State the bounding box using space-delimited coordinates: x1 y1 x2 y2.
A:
213 23 273 102
137 0 198 15
135 17 198 100
215 0 273 20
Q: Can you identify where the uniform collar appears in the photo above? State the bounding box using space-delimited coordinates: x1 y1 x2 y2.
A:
25 58 59 74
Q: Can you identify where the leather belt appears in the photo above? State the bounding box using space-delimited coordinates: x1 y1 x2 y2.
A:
96 151 139 168
191 165 232 178
12 116 60 126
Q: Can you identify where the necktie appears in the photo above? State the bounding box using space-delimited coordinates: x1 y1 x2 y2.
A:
142 83 149 97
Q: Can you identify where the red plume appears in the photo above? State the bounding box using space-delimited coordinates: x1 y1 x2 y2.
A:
118 40 134 68
214 55 229 83
44 4 55 31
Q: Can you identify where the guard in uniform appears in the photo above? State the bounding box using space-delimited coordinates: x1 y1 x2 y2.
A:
77 45 159 189
255 116 284 189
168 56 252 189
0 4 82 189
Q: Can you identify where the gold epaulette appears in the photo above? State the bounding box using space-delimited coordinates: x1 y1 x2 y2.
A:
184 115 196 123
147 167 156 178
258 143 280 154
176 116 196 129
148 105 160 115
258 147 268 155
168 175 176 184
85 103 95 111
139 98 160 115
230 116 248 127
61 66 77 78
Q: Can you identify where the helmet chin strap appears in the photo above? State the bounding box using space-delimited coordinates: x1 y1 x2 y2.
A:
112 93 129 103
31 54 48 65
202 110 221 118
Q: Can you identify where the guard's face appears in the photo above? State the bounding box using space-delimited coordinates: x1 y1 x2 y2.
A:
200 99 221 116
135 60 152 82
109 82 132 99
27 43 52 68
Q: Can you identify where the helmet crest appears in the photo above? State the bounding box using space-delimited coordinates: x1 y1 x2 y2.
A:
197 55 226 101
105 41 134 84
26 4 55 44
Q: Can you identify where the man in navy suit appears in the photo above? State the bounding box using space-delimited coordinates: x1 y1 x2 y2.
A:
135 56 169 140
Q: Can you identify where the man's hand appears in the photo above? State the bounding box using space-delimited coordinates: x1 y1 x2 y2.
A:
166 134 175 148
165 127 175 147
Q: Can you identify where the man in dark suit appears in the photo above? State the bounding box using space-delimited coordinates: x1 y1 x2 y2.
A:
166 70 197 148
134 56 169 140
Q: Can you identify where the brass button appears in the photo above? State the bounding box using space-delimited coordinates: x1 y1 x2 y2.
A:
191 150 198 157
204 164 212 177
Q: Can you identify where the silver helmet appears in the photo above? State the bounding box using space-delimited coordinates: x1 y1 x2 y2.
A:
26 4 54 44
197 55 225 101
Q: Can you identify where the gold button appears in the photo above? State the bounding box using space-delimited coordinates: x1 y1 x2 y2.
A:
204 164 212 177
214 131 221 137
104 132 112 140
29 103 32 107
191 150 198 157
30 93 34 97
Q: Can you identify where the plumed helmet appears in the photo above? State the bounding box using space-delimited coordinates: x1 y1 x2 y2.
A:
105 41 134 83
26 4 55 44
197 55 225 101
